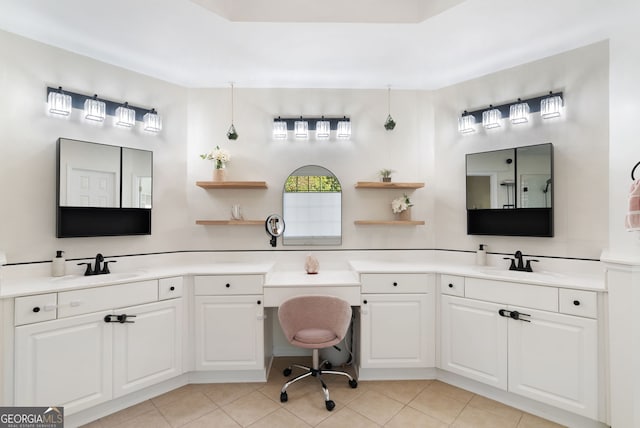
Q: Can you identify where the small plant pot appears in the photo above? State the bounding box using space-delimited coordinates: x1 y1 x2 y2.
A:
396 207 412 221
382 177 391 183
213 168 226 182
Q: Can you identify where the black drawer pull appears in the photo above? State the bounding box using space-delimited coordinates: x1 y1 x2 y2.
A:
32 307 41 313
257 300 262 305
573 300 580 306
225 283 231 288
363 299 368 304
170 286 175 291
393 282 398 286
448 283 454 288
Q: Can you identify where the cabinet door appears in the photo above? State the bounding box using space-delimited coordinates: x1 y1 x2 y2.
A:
112 299 183 398
507 306 598 419
14 311 113 414
360 293 434 368
440 295 508 390
195 295 264 370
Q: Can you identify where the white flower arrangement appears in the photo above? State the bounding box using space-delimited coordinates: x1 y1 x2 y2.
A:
200 145 231 169
391 194 413 214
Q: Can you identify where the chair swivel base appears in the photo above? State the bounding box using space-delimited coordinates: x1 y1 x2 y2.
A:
279 356 358 411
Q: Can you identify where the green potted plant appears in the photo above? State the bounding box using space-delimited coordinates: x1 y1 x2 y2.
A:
379 169 394 182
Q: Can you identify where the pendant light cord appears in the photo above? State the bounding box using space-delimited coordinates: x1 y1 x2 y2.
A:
230 82 234 124
387 87 391 115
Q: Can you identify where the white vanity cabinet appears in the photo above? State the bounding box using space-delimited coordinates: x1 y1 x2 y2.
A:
359 273 435 369
13 277 184 415
440 276 599 420
194 275 264 371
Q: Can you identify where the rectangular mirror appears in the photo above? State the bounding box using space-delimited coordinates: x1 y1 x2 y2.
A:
466 143 553 237
56 138 152 238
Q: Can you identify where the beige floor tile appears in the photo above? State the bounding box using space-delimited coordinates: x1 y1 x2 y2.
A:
452 405 520 428
152 384 197 407
280 391 335 426
364 379 432 404
427 380 474 404
408 388 466 424
98 399 155 427
384 406 448 428
517 413 567 428
347 390 404 425
317 407 380 428
222 390 281 426
248 408 311 428
112 409 171 428
201 382 262 406
181 409 242 428
467 395 523 424
158 391 218 427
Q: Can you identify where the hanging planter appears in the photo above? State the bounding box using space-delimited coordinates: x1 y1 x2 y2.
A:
226 82 239 140
384 87 396 130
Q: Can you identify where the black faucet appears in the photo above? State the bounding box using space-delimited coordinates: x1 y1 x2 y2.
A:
77 253 116 276
504 251 539 272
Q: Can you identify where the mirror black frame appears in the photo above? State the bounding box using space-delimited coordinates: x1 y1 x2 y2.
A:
56 138 152 238
466 143 553 237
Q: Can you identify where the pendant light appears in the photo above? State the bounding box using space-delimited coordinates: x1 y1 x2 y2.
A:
509 99 530 124
315 117 330 140
336 117 351 140
47 86 72 117
84 94 106 122
458 111 476 134
115 102 136 128
294 116 309 140
227 82 238 140
482 105 502 129
273 117 288 139
143 108 162 133
384 87 396 130
541 92 563 119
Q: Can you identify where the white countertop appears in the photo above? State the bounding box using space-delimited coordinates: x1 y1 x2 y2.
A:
0 258 606 299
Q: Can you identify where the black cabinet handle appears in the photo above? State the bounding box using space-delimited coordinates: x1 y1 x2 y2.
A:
257 300 261 305
498 309 531 322
225 283 231 288
116 314 136 324
363 299 368 304
573 300 580 306
393 282 398 287
448 283 454 288
170 286 175 291
32 307 41 313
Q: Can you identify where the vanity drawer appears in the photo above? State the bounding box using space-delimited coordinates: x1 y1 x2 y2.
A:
559 289 597 318
360 273 433 294
15 293 57 326
440 274 465 297
465 278 558 312
159 277 183 300
194 275 263 295
58 280 158 318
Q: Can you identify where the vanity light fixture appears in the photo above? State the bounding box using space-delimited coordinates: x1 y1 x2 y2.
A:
482 105 501 129
315 117 330 140
336 117 352 140
115 102 136 128
458 111 476 134
84 94 106 122
45 86 162 135
509 99 530 124
294 117 309 140
540 92 563 119
47 86 72 117
143 108 162 133
273 117 288 139
458 90 564 134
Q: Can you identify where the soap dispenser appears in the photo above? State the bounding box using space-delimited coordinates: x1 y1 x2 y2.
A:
476 244 487 266
52 250 65 277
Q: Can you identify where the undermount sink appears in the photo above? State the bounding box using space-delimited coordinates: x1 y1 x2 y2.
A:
476 267 565 281
50 271 146 283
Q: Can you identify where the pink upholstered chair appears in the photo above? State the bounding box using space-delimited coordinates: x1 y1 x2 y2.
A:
278 295 358 411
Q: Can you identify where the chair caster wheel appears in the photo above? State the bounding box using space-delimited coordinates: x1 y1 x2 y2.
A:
324 362 333 370
349 379 358 388
325 400 335 411
283 368 292 376
280 392 288 402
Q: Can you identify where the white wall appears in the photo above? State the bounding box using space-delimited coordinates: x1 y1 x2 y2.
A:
433 41 609 260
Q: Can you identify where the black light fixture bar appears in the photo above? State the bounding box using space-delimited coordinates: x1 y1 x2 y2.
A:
274 116 350 131
46 86 154 122
463 91 563 122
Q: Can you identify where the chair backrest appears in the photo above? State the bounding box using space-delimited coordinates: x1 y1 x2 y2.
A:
278 295 352 344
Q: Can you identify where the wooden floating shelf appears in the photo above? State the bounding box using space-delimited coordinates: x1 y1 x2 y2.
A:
196 220 264 225
355 181 424 189
354 220 425 225
196 181 268 189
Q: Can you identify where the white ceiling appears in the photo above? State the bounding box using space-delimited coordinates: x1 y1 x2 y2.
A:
0 0 627 89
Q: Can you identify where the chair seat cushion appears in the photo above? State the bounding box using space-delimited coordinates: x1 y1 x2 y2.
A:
294 328 337 345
